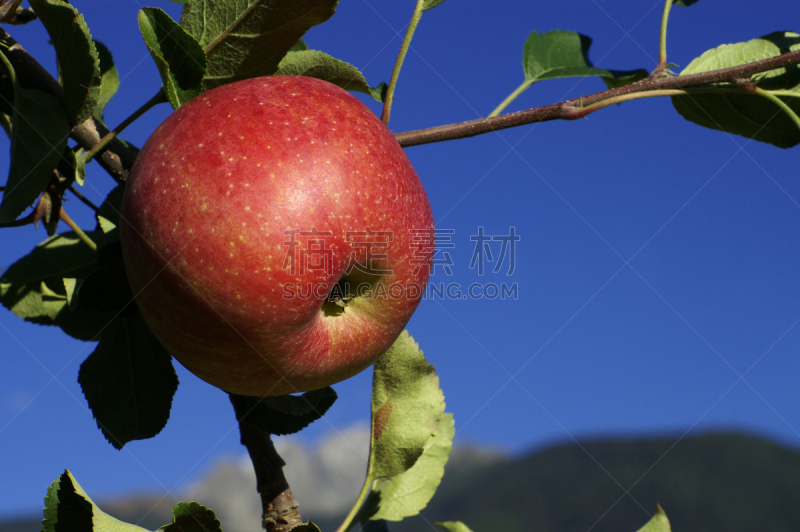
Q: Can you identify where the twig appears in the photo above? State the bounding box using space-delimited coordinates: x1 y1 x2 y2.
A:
229 395 303 532
395 48 800 147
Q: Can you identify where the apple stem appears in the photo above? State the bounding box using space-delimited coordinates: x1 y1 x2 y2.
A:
230 394 304 532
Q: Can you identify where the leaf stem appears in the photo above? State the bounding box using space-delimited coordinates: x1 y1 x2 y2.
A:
59 208 97 251
489 79 535 118
656 0 674 74
335 477 373 532
382 0 426 126
84 90 166 165
754 86 800 131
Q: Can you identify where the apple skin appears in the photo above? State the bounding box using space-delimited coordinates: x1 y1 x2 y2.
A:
120 76 434 397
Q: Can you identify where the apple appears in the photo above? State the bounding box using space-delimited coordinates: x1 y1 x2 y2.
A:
120 76 434 397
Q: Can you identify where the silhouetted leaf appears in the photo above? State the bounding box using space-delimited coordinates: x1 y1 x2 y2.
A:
79 311 179 449
276 50 386 101
232 386 337 435
421 0 446 12
139 8 206 109
674 0 700 6
28 0 100 125
0 52 69 224
44 471 151 532
672 31 800 148
161 502 221 532
180 0 337 90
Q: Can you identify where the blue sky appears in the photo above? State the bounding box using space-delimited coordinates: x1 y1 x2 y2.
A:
3 0 800 519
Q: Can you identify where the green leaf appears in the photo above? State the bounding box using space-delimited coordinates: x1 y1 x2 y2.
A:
290 39 309 52
356 414 453 522
139 8 207 109
290 522 322 532
44 471 151 532
78 264 135 315
180 0 338 90
57 145 80 186
97 185 125 229
78 311 179 449
345 332 451 528
421 0 447 11
672 31 800 148
673 0 699 6
635 505 672 532
276 50 386 101
1 231 100 287
93 41 120 121
28 0 100 125
522 30 647 87
0 51 70 224
160 502 221 532
368 331 446 478
435 523 475 532
231 387 337 435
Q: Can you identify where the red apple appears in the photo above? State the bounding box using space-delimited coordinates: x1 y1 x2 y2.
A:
120 76 434 397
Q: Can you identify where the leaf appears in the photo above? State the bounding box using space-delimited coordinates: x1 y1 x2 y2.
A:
673 0 700 6
522 30 647 88
78 311 179 449
421 0 447 11
97 185 125 228
232 386 337 435
368 331 446 479
180 0 338 90
28 0 100 125
290 39 308 52
78 264 135 315
93 41 120 121
43 471 151 532
672 31 800 148
635 505 672 532
139 8 207 109
160 502 221 532
356 414 454 522
291 522 322 532
435 523 475 532
346 331 451 527
0 51 70 224
276 50 386 101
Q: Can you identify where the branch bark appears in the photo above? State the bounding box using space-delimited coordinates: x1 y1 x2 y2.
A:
230 395 304 532
395 49 800 147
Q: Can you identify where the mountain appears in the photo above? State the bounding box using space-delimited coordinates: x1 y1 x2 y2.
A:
3 430 799 532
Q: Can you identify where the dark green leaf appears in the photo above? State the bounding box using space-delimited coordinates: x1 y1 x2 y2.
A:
522 30 647 87
291 523 322 532
97 185 125 230
45 471 151 532
28 0 100 125
673 0 700 6
232 386 337 435
57 146 80 186
276 50 386 101
78 264 135 315
180 0 338 90
359 520 389 532
138 8 207 109
672 31 800 148
78 311 179 449
160 502 221 532
0 51 70 224
635 505 671 532
55 471 93 532
1 231 100 287
93 41 119 121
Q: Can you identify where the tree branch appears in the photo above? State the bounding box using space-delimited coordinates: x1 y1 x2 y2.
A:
230 395 304 532
395 49 800 147
0 27 138 180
